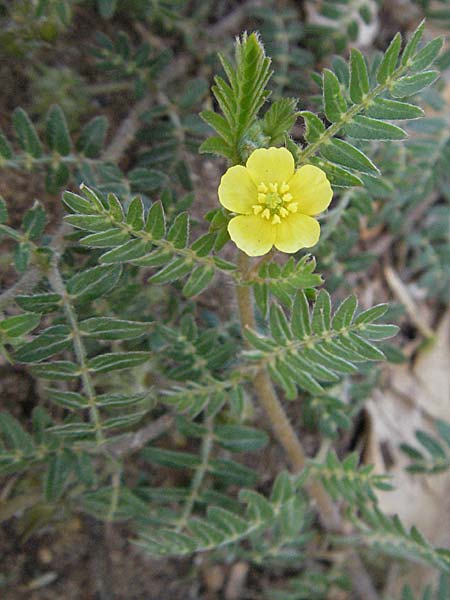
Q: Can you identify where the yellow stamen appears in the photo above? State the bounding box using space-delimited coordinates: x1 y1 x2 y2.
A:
258 182 268 193
269 182 278 193
280 207 289 218
272 214 281 225
280 183 289 193
253 204 263 215
262 208 270 220
282 193 293 202
258 193 266 202
287 202 298 213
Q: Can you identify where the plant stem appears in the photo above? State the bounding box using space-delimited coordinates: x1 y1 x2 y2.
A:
175 416 214 532
48 257 104 445
235 251 380 600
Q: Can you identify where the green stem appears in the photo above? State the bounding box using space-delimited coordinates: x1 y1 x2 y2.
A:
48 258 104 445
175 416 214 532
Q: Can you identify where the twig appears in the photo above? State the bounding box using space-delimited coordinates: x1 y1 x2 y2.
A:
384 264 434 339
208 0 264 37
102 95 153 164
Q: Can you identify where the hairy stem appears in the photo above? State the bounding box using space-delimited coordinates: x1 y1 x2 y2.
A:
48 257 104 445
235 251 379 600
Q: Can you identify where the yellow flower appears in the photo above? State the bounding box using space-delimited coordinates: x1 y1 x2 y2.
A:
218 147 333 257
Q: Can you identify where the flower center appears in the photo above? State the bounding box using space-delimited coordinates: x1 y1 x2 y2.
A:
252 182 298 225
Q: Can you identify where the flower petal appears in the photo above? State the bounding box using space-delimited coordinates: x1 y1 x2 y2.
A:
275 213 320 253
228 214 276 257
288 165 333 216
246 147 295 185
218 165 257 214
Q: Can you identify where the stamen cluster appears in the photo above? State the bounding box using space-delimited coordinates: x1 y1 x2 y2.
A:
253 182 298 224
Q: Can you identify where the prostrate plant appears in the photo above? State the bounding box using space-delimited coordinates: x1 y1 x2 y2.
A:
0 21 449 598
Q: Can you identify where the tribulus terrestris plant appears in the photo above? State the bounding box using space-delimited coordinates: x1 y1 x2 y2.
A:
1 10 449 599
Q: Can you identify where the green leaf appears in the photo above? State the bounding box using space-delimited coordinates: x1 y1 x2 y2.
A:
65 214 111 232
348 333 385 360
0 197 7 224
80 228 130 248
359 324 399 340
191 232 216 257
401 20 425 66
46 389 88 410
182 265 215 297
270 304 292 345
291 291 311 338
333 296 357 330
199 136 234 159
200 110 233 145
262 98 298 144
45 105 71 156
141 447 201 469
366 98 424 120
349 48 369 103
323 69 347 123
12 108 43 158
0 129 13 159
103 412 146 430
188 519 225 546
79 317 150 340
270 471 294 505
88 352 150 373
309 157 363 187
311 290 331 334
95 392 147 408
377 33 402 84
300 111 325 143
209 458 258 486
410 38 444 72
128 168 166 192
232 32 272 138
345 116 407 140
14 242 31 272
126 197 144 230
62 191 98 215
100 239 150 263
0 313 41 338
0 413 34 453
15 326 71 362
16 293 61 314
97 0 117 18
320 139 379 174
76 116 108 158
150 258 192 284
214 425 269 452
207 506 248 536
240 489 274 521
390 71 439 98
355 304 388 324
23 202 47 240
145 202 166 239
415 431 446 458
67 264 122 303
44 450 73 502
167 213 189 249
46 163 70 194
30 361 79 380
